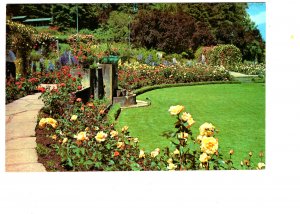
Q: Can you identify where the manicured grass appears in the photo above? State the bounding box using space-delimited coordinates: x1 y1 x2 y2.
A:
117 83 265 168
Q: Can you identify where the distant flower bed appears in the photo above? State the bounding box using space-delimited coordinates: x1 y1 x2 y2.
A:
118 62 232 90
5 66 81 104
231 62 266 76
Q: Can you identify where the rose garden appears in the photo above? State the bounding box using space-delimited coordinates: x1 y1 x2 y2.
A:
5 3 265 171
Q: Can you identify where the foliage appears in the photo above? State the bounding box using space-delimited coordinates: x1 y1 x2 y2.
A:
39 66 82 116
107 103 121 124
5 76 40 104
6 20 37 76
206 44 242 70
131 10 196 54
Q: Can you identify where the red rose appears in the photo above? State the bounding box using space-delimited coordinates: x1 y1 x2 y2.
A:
114 151 120 157
37 87 46 93
72 77 76 82
77 85 82 90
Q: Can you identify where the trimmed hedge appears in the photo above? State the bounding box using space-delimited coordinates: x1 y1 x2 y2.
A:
107 103 121 124
133 80 241 96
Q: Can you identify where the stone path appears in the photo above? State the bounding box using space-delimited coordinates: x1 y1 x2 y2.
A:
5 93 46 172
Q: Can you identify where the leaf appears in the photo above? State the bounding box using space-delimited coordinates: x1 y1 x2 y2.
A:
67 157 73 167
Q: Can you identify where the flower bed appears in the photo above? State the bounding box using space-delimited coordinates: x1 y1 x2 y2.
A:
36 86 265 171
5 66 83 104
118 62 232 90
231 62 266 76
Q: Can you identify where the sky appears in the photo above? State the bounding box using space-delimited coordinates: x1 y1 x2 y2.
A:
246 2 266 41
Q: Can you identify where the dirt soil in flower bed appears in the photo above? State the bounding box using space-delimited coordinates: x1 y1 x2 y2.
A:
35 111 66 172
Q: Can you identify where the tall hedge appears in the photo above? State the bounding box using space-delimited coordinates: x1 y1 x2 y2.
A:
206 44 242 70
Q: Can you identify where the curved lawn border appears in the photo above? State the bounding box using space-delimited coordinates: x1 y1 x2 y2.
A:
133 80 241 96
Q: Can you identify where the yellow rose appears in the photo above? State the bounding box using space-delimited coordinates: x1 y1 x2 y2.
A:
139 150 145 158
70 115 78 121
168 105 184 115
167 158 173 164
199 153 211 163
181 112 192 121
47 118 58 129
150 148 160 158
187 118 195 127
122 126 129 132
76 131 88 141
196 135 204 144
167 163 177 171
51 135 57 140
62 137 68 144
110 130 118 138
95 131 108 142
257 162 265 170
38 118 47 128
116 141 125 149
199 122 215 137
173 149 180 155
201 137 218 155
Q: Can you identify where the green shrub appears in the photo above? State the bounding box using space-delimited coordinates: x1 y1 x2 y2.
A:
107 103 121 124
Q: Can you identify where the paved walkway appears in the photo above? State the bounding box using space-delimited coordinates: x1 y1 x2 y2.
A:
5 93 46 172
229 71 258 78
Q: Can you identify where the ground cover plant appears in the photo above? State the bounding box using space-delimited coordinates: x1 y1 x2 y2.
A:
117 83 265 168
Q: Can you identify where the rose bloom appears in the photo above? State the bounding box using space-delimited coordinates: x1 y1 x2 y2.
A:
110 130 118 138
181 112 192 121
133 138 139 143
139 150 145 158
199 122 215 137
168 105 184 115
257 162 265 170
76 131 88 141
151 148 160 158
200 137 218 155
199 153 211 163
167 163 177 171
196 135 204 144
38 118 48 128
95 131 108 142
116 141 125 149
62 138 68 144
70 115 78 121
121 126 129 132
47 118 58 129
114 151 120 157
51 135 57 140
167 158 173 164
76 98 82 102
173 149 180 155
187 118 195 127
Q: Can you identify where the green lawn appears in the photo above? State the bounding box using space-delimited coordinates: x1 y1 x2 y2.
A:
117 83 265 168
